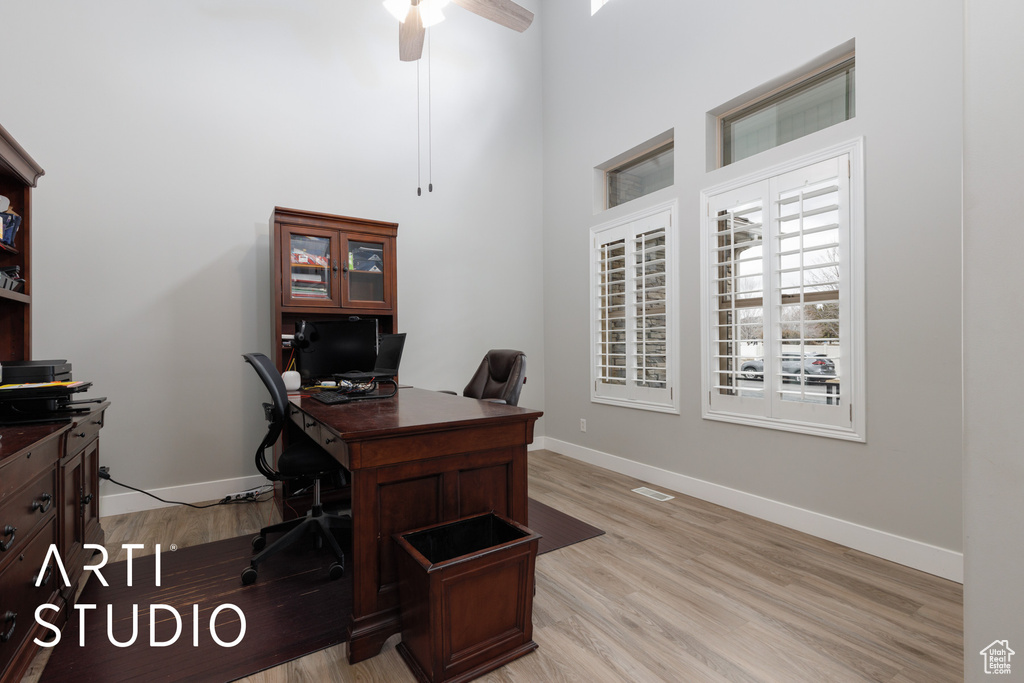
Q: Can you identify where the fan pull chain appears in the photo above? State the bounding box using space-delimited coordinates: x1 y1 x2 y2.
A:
416 57 422 197
428 31 433 193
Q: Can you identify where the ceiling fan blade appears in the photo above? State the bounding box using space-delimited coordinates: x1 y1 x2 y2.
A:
450 0 534 32
399 6 425 61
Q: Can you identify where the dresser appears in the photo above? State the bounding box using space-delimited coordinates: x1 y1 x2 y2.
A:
0 403 109 683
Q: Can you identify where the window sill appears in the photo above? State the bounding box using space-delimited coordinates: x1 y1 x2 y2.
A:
702 409 865 442
592 395 679 415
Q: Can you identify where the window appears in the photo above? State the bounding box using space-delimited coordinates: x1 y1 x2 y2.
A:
592 201 678 413
607 141 674 209
701 142 864 440
597 130 674 211
720 55 855 166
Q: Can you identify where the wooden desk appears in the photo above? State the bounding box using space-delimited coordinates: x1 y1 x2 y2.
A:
288 388 542 663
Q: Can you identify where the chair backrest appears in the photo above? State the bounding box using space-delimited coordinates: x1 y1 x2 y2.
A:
462 350 527 406
243 352 289 480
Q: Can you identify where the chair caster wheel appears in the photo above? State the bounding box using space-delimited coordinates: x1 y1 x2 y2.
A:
241 567 258 585
328 562 344 580
251 535 266 552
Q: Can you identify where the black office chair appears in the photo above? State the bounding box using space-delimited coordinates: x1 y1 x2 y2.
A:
459 349 527 406
240 352 351 585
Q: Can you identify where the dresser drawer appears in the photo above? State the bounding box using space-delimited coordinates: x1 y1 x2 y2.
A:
0 439 60 503
64 410 105 460
0 518 59 679
0 469 56 561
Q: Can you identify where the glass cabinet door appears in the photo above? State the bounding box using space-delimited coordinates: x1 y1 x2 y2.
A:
284 228 340 307
343 236 393 308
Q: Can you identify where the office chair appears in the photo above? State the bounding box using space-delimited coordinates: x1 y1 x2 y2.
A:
460 349 527 406
240 352 351 585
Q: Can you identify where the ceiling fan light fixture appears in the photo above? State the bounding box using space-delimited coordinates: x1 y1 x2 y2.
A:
418 0 446 27
383 0 412 22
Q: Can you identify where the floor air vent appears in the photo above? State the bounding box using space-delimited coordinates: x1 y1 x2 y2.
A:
632 486 674 502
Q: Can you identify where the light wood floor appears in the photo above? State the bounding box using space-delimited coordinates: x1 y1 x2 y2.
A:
24 450 963 682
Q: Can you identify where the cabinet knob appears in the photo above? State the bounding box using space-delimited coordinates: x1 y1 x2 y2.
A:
324 437 335 445
0 611 15 643
31 493 52 514
0 525 15 552
74 431 87 438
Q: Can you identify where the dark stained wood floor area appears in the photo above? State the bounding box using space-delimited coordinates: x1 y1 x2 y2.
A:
24 449 963 682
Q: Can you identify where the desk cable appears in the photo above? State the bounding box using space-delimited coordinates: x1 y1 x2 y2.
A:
98 467 274 509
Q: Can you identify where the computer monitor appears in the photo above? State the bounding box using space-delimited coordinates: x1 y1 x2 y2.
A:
295 318 378 382
334 333 406 382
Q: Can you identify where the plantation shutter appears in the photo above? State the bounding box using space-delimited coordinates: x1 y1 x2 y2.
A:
596 234 628 389
591 204 676 412
769 155 849 427
703 147 859 437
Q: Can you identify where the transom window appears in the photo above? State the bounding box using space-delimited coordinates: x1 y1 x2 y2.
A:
596 130 674 211
720 55 855 167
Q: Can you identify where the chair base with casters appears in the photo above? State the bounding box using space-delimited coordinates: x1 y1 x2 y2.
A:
241 352 353 586
241 476 351 585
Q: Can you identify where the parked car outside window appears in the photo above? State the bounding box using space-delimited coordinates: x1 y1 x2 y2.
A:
740 353 836 383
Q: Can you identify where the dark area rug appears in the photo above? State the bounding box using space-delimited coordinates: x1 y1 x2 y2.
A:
529 497 605 554
40 499 602 683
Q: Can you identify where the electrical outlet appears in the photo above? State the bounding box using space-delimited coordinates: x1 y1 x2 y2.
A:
580 418 587 432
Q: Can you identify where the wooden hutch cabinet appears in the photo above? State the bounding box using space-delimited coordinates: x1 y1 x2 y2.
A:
0 124 40 358
0 124 110 683
270 207 398 372
269 207 398 518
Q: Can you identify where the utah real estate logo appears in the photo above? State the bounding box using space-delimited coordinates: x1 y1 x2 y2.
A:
980 640 1014 675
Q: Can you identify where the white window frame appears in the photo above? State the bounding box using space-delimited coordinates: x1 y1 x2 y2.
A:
591 199 678 414
700 140 865 441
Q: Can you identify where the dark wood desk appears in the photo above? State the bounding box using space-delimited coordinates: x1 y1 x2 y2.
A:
288 387 542 663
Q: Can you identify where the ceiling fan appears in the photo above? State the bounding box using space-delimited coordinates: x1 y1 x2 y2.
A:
383 0 534 61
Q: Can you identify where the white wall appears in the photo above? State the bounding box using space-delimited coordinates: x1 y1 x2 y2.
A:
0 0 545 504
541 0 963 574
964 1 1024 679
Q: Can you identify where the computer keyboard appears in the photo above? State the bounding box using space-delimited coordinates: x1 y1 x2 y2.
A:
311 391 351 405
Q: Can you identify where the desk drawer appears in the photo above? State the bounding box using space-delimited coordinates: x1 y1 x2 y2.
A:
0 439 60 503
0 469 56 562
64 410 105 460
318 428 348 467
293 409 322 442
0 518 59 679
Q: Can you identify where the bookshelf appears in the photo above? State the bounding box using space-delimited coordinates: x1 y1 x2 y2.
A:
0 123 44 362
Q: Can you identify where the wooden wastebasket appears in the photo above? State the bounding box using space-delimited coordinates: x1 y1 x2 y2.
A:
393 512 541 683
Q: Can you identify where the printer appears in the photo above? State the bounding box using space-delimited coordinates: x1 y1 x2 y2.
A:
0 360 102 424
2 359 73 384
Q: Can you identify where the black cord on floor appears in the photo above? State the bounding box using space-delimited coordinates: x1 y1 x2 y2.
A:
98 468 273 509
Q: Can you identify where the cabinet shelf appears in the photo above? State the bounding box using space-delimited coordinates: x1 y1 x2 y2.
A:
0 288 29 304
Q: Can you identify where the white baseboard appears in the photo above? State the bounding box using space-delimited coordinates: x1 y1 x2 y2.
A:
102 443 552 517
542 437 963 583
99 474 270 517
